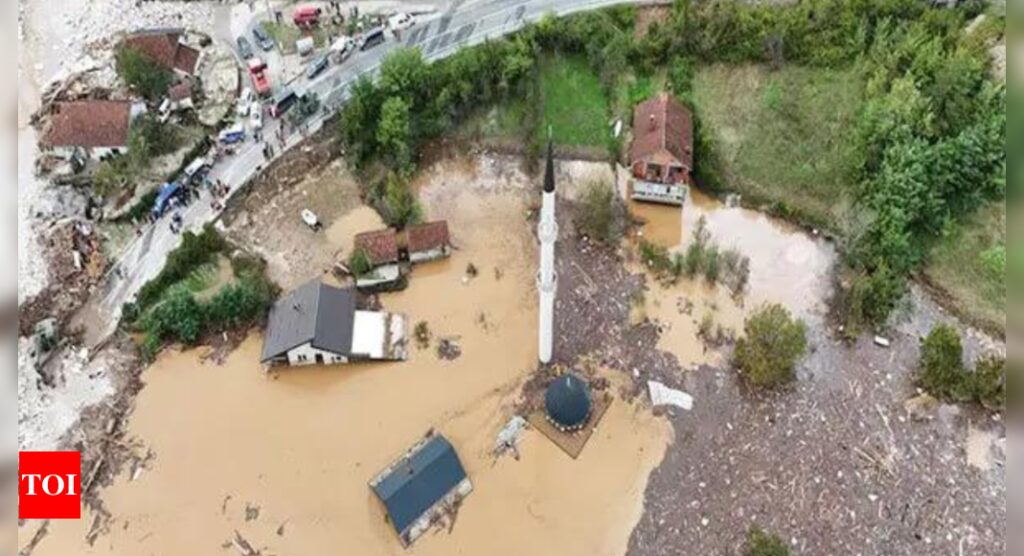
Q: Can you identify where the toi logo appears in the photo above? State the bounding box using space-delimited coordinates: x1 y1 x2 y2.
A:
19 451 81 519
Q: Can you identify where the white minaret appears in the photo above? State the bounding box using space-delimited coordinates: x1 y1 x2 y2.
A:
537 141 558 364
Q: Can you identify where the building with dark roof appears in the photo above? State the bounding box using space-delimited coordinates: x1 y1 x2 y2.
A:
370 432 473 546
41 100 140 160
630 93 694 186
123 29 203 76
406 221 451 263
260 279 407 366
544 373 592 432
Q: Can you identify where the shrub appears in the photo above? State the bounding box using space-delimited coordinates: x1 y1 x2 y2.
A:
734 303 808 389
140 288 205 344
381 173 423 228
575 180 618 243
135 225 226 311
348 248 373 277
745 527 790 556
204 275 274 332
414 321 431 349
917 325 1005 408
116 45 173 101
703 245 720 283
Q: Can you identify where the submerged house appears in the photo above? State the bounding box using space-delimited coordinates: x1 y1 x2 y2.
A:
353 228 403 289
370 432 473 547
260 279 407 366
629 93 693 205
406 221 452 263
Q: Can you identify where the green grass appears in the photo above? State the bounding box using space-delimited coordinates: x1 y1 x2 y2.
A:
692 64 863 229
262 21 333 54
539 54 611 147
923 201 1005 335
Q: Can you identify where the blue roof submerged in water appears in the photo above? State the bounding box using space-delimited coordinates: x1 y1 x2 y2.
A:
372 435 467 537
152 181 182 216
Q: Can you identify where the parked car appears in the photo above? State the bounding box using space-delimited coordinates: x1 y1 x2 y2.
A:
359 27 386 51
236 36 254 59
236 87 255 116
306 54 329 80
329 36 355 63
301 209 322 231
218 124 246 144
269 87 298 118
249 103 263 130
388 12 415 31
248 58 271 97
252 23 275 51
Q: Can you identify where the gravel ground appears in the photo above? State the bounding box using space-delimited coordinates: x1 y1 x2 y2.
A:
549 199 1005 555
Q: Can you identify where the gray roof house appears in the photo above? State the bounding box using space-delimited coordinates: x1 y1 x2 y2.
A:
261 279 407 366
370 431 473 546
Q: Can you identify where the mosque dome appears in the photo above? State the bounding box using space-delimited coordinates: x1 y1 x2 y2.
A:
544 373 592 431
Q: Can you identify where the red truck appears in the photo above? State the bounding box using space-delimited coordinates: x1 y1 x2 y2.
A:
248 57 271 97
293 5 322 28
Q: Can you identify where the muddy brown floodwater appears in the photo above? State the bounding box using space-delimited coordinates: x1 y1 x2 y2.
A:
23 156 672 556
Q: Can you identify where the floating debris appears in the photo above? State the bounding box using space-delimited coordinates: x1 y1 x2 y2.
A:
647 380 693 411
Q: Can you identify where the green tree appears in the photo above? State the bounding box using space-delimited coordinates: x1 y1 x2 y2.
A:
382 172 423 228
377 96 413 168
339 76 383 166
734 303 808 389
115 45 173 101
348 248 373 277
575 181 618 243
140 288 205 344
379 48 431 103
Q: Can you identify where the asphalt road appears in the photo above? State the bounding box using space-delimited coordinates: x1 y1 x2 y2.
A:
87 0 655 345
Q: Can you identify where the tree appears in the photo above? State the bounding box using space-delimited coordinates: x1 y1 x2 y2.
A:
115 45 173 101
339 76 383 166
377 96 412 168
379 48 431 103
347 248 373 277
917 324 964 399
382 173 422 228
734 303 808 389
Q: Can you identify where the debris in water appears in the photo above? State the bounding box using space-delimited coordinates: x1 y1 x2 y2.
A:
414 321 431 349
244 503 260 522
648 380 694 411
465 262 478 278
437 337 462 360
494 415 528 460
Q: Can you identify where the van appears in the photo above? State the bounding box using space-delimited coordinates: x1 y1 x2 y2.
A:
306 54 329 79
269 88 298 118
360 27 386 51
218 124 246 144
293 5 322 27
388 12 414 31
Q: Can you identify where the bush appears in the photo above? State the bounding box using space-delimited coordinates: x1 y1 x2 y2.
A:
917 325 1004 408
745 527 790 556
204 274 275 332
575 181 618 243
116 45 173 101
734 303 808 389
348 248 373 277
139 288 205 344
135 225 227 311
381 172 423 228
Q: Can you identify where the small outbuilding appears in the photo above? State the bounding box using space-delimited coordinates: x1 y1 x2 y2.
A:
260 279 407 366
406 221 452 263
353 228 403 289
370 432 473 547
629 93 693 205
544 373 592 432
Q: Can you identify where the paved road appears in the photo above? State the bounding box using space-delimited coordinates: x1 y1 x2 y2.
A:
86 0 657 345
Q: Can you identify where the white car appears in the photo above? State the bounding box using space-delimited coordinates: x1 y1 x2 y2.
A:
249 102 263 130
388 12 414 31
236 87 254 116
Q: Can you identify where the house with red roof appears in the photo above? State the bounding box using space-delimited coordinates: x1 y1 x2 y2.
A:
353 228 403 289
40 100 142 161
628 93 693 205
406 221 451 263
123 29 203 77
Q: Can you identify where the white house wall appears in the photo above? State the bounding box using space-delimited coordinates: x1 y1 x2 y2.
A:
285 341 348 366
409 246 449 263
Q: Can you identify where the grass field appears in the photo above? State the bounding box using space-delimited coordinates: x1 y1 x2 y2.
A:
459 54 611 148
692 64 862 229
539 54 611 146
923 201 1005 336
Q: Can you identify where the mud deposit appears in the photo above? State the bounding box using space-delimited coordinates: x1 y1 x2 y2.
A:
22 155 672 556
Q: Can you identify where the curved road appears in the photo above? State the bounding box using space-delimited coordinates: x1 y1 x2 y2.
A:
84 0 658 345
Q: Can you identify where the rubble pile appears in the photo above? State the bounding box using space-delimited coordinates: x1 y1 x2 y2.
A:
19 219 107 337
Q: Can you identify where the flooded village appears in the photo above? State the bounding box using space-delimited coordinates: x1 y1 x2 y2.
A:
16 1 1006 556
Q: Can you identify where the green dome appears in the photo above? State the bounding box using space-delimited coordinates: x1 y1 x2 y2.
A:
544 373 592 431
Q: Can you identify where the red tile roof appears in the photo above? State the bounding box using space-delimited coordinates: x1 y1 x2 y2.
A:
124 31 201 75
630 93 694 171
406 221 450 253
169 80 192 101
354 229 399 265
41 100 132 149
